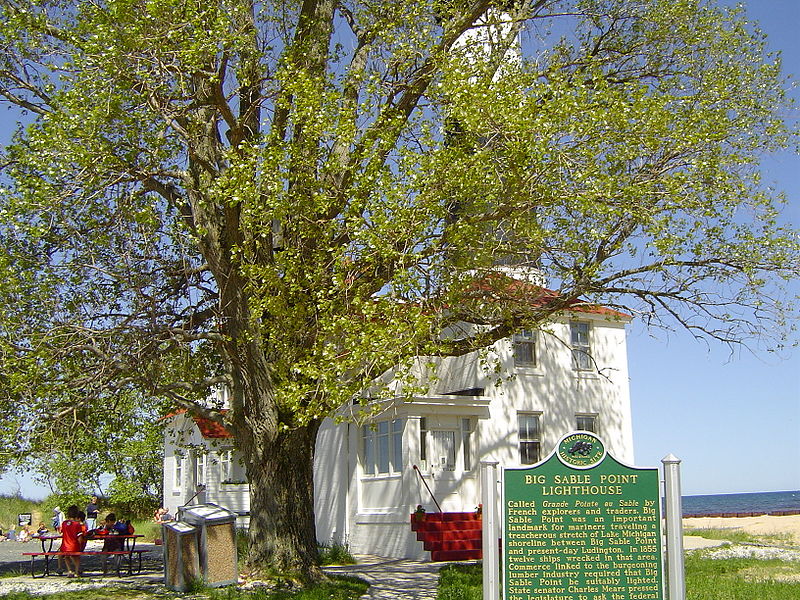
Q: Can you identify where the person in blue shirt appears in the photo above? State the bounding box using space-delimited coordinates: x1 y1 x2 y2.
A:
85 496 100 531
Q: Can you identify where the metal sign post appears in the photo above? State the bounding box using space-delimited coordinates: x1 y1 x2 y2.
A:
482 460 500 600
662 454 685 600
502 432 664 600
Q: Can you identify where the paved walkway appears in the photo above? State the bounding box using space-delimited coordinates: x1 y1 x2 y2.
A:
324 555 450 600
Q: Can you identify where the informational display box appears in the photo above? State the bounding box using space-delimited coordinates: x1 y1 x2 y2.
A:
504 432 663 600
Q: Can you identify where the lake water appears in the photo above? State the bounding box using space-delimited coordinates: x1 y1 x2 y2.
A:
682 490 800 516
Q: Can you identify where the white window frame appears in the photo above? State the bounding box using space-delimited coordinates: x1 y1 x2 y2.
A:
430 430 457 471
576 414 597 433
513 329 538 367
195 451 206 485
518 412 542 465
220 449 232 482
218 448 247 483
362 419 404 476
570 321 592 370
461 418 474 472
419 417 428 470
174 454 184 490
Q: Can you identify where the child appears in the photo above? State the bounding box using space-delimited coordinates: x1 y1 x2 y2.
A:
77 511 88 551
36 522 49 536
17 524 30 542
97 513 126 574
52 506 64 530
57 505 84 577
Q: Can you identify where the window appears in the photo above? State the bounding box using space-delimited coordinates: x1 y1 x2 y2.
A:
220 449 232 481
513 329 538 367
461 418 474 471
195 451 206 485
420 417 427 467
518 413 542 464
431 430 457 471
218 449 247 483
570 321 592 370
174 454 184 489
419 418 473 472
576 414 597 433
362 419 404 475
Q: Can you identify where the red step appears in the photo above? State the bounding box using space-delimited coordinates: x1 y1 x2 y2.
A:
419 529 482 542
423 538 482 552
410 512 483 562
422 512 481 522
411 519 481 532
431 549 482 561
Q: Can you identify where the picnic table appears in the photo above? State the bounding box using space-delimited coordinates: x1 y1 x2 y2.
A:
25 534 147 578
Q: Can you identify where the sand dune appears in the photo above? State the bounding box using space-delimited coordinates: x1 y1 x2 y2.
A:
683 514 800 546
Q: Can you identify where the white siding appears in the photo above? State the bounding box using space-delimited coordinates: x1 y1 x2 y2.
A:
164 313 635 559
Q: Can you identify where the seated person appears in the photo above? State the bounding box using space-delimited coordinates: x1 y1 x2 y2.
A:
94 513 124 551
154 507 174 523
36 522 49 536
95 513 132 574
17 525 31 542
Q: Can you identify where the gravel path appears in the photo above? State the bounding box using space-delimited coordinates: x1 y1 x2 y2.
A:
0 538 797 597
324 555 445 600
703 544 800 561
0 538 165 596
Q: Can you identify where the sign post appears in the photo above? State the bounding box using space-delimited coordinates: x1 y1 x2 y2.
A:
482 460 500 600
662 454 685 600
503 432 664 600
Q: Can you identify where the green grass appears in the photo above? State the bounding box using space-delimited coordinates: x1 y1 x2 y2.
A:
205 576 368 600
318 541 356 566
436 564 482 600
129 518 162 541
0 495 46 532
684 527 794 547
0 494 163 539
436 554 800 600
0 576 368 600
0 568 27 580
685 552 800 600
0 589 150 600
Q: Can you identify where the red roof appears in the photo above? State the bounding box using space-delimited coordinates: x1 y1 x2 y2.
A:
164 409 233 439
464 274 631 320
195 416 233 439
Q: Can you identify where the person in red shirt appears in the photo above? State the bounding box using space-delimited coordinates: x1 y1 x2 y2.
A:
57 505 84 577
77 511 88 551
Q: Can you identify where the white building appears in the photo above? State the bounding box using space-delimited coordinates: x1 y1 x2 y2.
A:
163 284 633 561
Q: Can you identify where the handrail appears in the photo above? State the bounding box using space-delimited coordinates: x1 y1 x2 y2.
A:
412 464 443 513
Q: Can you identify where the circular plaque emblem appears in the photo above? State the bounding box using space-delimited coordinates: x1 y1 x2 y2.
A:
557 432 606 469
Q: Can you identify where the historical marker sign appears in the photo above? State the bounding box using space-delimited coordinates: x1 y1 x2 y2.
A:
504 432 663 600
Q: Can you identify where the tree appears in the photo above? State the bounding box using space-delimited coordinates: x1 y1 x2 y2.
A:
0 0 797 580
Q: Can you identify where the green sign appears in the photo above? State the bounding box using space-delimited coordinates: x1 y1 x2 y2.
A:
504 432 663 600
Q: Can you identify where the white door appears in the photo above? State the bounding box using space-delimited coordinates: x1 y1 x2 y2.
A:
430 430 457 472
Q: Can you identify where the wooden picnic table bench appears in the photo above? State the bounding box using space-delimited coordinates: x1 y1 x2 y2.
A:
22 549 149 578
24 534 147 578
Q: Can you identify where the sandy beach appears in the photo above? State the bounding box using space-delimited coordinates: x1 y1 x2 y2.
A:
683 514 800 548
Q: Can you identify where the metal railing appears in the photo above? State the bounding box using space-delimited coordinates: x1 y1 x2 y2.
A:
412 464 442 513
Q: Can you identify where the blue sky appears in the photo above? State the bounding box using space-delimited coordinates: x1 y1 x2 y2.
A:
1 1 798 500
629 0 800 495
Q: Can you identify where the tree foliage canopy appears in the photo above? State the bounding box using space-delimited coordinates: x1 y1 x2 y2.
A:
0 0 797 575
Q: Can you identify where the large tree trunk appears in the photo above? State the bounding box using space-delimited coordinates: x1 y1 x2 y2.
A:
244 421 323 581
